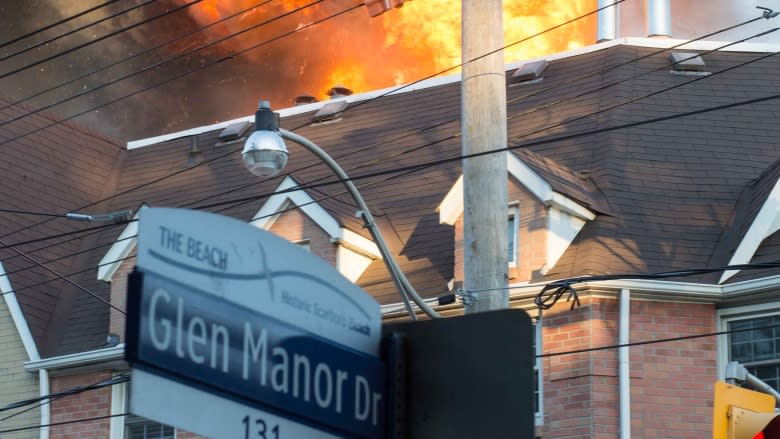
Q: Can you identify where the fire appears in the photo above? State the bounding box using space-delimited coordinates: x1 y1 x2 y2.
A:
179 0 595 107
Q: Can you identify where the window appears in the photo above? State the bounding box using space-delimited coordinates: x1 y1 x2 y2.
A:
508 207 519 266
112 380 176 439
125 415 175 439
728 315 780 390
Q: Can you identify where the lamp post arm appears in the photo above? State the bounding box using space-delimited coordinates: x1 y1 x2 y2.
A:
280 129 441 319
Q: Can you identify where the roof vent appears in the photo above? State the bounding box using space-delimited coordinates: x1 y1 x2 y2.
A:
293 94 318 106
313 100 349 123
218 121 252 142
669 52 708 73
510 59 549 84
183 136 204 168
326 84 353 99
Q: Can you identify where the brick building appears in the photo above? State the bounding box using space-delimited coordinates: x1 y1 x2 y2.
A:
2 35 780 438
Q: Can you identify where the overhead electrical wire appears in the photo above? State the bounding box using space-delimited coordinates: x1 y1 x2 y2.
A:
0 0 203 79
0 0 276 112
0 413 129 435
0 0 122 50
3 3 776 318
0 0 156 62
0 1 359 149
3 319 780 433
0 0 319 128
0 0 633 251
3 45 780 291
0 3 364 316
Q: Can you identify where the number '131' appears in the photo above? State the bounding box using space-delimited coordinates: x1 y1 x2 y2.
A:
242 415 279 439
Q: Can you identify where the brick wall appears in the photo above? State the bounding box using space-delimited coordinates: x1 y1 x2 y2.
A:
49 372 112 439
541 297 716 439
109 255 136 341
268 207 337 265
0 298 40 439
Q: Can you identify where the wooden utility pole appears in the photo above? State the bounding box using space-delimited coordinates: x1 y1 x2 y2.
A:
461 0 508 313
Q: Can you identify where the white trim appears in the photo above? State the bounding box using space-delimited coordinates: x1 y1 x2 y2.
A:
339 229 381 260
437 175 463 226
507 153 553 202
24 344 124 372
39 369 50 439
126 37 780 150
97 209 143 283
251 176 340 237
0 260 40 361
110 379 127 439
549 193 596 221
720 178 780 283
542 208 587 275
336 246 374 282
382 275 780 314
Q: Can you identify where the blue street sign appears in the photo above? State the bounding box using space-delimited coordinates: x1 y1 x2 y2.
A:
127 271 385 438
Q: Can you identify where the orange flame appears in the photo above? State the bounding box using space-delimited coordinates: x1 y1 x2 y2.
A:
179 0 595 107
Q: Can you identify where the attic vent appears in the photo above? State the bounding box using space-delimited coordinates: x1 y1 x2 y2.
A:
293 94 318 106
313 100 348 123
669 52 709 75
218 121 252 142
327 84 353 99
510 59 549 84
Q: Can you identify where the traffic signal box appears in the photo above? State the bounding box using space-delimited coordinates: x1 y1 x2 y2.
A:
713 381 778 439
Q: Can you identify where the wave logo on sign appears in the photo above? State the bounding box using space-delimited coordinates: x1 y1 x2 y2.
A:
148 241 373 322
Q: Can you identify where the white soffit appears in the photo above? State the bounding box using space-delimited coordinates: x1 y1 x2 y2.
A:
251 176 381 259
438 154 595 224
0 261 40 361
97 208 143 282
720 178 780 284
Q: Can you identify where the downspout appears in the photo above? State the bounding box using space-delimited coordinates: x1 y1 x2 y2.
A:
39 369 50 439
619 289 631 439
597 0 618 42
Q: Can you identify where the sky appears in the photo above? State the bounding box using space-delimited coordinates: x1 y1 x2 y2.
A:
1 0 780 144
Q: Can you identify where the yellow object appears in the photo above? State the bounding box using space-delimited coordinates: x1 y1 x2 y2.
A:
713 381 776 439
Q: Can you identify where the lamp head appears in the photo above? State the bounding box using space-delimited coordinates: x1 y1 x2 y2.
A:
242 100 288 177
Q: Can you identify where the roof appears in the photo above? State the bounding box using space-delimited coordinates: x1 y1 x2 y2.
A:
8 37 780 356
0 97 124 357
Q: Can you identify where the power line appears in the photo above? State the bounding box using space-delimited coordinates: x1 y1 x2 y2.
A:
0 0 122 50
0 2 360 149
0 4 361 314
0 0 202 79
1 6 774 300
0 0 319 128
0 373 129 414
538 322 780 359
0 0 275 113
3 59 779 281
0 0 623 253
0 413 128 434
0 0 156 62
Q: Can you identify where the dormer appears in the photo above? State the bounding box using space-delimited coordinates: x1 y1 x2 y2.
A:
437 150 610 281
250 176 382 282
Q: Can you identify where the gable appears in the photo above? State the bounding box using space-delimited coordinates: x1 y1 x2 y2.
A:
251 176 381 282
720 175 780 283
437 153 596 276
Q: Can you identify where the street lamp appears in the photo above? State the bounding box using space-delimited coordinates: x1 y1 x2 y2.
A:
242 100 440 319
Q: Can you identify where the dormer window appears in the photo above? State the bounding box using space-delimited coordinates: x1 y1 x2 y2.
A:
508 205 519 266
